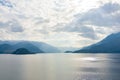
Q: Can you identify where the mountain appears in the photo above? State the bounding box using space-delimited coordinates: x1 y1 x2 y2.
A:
0 40 61 53
0 42 44 54
0 44 12 53
65 51 73 53
74 32 120 53
30 41 61 53
12 42 44 53
12 48 33 54
59 47 79 52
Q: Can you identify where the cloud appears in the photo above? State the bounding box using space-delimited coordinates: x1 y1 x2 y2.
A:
54 2 120 40
0 0 13 8
0 0 120 48
78 27 98 40
75 2 120 27
0 22 8 27
54 23 98 39
9 21 24 32
0 20 24 32
100 2 120 13
34 17 50 25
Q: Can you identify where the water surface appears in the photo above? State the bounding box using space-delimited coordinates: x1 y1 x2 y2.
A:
0 53 120 80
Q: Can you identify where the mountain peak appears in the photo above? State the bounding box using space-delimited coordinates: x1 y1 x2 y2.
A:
0 40 61 54
74 32 120 53
12 48 33 54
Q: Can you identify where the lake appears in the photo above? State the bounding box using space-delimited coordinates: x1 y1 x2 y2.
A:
0 53 120 80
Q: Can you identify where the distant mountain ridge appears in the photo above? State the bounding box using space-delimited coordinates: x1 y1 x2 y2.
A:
12 42 44 53
74 32 120 53
0 44 12 53
0 40 61 54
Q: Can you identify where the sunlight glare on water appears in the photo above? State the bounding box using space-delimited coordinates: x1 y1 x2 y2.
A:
0 54 120 80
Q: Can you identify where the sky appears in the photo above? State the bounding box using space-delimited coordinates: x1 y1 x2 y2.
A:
0 0 120 49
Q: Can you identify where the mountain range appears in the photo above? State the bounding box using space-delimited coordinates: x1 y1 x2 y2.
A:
0 40 61 54
0 32 120 54
74 32 120 53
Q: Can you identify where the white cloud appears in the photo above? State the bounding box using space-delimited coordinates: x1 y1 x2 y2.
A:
54 2 120 39
0 0 13 8
76 2 120 27
0 20 24 32
0 0 120 48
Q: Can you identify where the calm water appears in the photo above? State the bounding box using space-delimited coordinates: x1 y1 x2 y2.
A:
0 53 120 80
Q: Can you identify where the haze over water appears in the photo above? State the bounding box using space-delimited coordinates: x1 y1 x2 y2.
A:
0 53 120 80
